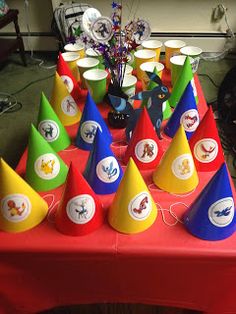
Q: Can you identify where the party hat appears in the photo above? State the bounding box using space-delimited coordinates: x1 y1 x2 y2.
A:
153 124 199 194
57 52 81 101
189 106 225 172
0 158 48 233
37 92 71 152
164 82 200 140
141 67 172 120
55 163 104 236
184 163 235 240
169 56 198 108
75 92 112 151
25 124 68 192
50 72 81 126
83 129 122 194
123 107 164 170
108 158 158 234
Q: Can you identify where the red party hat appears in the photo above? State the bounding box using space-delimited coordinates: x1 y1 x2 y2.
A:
123 108 164 170
57 52 81 101
55 162 104 236
189 106 224 172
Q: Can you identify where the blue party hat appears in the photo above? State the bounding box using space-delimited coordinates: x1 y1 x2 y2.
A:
184 163 236 240
75 92 112 150
84 129 123 194
164 82 200 140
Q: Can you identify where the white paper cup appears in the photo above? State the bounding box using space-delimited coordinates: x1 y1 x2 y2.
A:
121 75 137 104
83 69 108 103
141 39 163 62
86 48 105 69
140 61 164 90
134 49 156 80
61 52 80 80
64 43 85 58
170 55 194 86
180 46 202 72
76 57 99 88
164 40 186 70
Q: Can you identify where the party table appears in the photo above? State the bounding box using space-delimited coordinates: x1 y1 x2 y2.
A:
0 71 236 314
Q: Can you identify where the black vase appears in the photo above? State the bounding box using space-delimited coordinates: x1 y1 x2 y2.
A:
105 82 130 129
108 111 130 129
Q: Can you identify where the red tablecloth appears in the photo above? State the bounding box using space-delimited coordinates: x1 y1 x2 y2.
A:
0 71 236 314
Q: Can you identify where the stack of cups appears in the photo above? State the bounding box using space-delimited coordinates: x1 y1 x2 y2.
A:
134 49 156 80
64 43 85 59
141 39 163 62
61 52 80 81
164 40 186 70
86 48 105 69
180 46 202 73
170 55 195 86
76 58 100 89
140 61 164 90
121 75 137 104
83 69 108 104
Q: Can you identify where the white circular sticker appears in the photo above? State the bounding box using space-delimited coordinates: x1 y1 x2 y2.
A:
61 96 78 116
61 75 74 93
172 153 194 180
128 192 151 220
135 139 158 163
38 120 60 142
1 194 31 222
194 138 218 163
66 194 95 224
208 197 234 227
34 153 60 180
191 78 197 97
133 20 151 44
96 156 120 183
80 120 102 144
180 109 199 132
91 16 113 42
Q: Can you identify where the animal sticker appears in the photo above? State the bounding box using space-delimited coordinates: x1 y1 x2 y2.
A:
38 120 60 142
91 17 113 42
61 96 78 116
96 156 120 183
80 120 102 144
194 139 218 163
208 197 234 227
1 194 31 222
128 192 151 220
60 75 73 93
66 194 95 224
180 109 199 132
34 153 60 180
172 154 194 180
135 139 158 163
133 20 151 44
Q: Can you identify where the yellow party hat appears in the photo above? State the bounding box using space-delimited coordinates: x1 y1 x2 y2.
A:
108 158 158 234
50 72 81 126
0 158 48 233
153 125 199 194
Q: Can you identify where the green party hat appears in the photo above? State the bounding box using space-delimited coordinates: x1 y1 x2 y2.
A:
25 124 68 192
142 67 172 120
37 92 71 152
169 56 198 108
